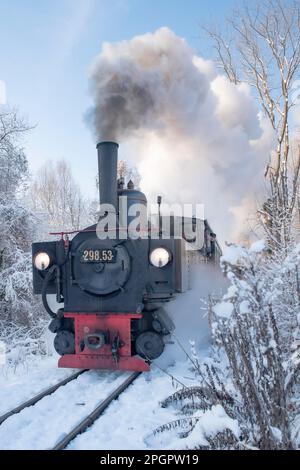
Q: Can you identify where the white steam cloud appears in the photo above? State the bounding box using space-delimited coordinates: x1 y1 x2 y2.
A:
88 27 274 242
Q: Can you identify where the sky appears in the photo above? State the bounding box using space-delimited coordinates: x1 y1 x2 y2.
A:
0 0 237 198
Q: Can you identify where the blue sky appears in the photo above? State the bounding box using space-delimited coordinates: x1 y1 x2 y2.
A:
0 0 237 197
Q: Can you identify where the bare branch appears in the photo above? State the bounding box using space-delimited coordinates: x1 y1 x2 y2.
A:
204 0 300 247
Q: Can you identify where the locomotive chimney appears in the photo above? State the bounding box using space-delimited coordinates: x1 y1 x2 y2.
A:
96 141 118 210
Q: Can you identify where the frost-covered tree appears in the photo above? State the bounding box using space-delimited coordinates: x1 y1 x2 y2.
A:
95 159 141 193
0 107 29 197
209 242 299 448
30 159 88 231
117 160 141 189
204 0 300 247
158 241 300 449
0 202 37 321
0 107 45 361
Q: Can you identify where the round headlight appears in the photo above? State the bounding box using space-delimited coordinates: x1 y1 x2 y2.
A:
34 252 51 271
150 247 171 268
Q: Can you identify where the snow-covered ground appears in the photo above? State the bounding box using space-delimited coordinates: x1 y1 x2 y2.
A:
0 351 208 450
0 355 70 416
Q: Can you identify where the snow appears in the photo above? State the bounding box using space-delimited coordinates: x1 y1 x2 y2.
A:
0 360 131 450
67 358 234 451
221 244 246 265
223 285 238 300
249 239 266 253
221 240 266 267
146 404 239 450
0 354 217 450
185 404 239 443
67 367 181 450
213 301 234 319
239 300 250 314
0 356 71 416
270 426 282 442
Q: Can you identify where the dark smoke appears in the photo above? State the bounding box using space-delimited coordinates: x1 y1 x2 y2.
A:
88 72 157 141
87 27 210 142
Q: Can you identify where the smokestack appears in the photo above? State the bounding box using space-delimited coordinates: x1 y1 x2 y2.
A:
96 141 118 210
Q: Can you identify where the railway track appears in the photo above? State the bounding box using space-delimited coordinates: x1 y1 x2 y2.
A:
53 371 140 450
0 369 140 450
0 369 87 426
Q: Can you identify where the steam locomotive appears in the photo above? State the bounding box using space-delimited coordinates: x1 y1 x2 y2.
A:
32 142 220 371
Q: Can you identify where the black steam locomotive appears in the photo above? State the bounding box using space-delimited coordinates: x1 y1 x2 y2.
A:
32 142 220 371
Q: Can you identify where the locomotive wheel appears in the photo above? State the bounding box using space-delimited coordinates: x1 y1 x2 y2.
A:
135 331 164 360
48 317 63 333
54 330 75 356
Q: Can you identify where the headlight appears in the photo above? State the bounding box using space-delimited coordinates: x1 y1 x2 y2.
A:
34 252 51 270
150 247 171 267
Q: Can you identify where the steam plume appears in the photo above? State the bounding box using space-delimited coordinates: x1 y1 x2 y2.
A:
88 27 274 241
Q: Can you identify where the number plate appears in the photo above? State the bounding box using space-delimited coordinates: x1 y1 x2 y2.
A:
81 249 117 263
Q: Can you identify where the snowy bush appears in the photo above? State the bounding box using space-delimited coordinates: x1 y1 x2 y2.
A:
0 203 48 367
0 193 44 328
0 321 48 373
158 241 300 450
0 248 43 323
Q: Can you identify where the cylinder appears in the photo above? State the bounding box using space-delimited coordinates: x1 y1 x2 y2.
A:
97 141 118 210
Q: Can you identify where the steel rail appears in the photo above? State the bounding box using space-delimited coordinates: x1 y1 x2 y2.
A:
53 371 141 450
